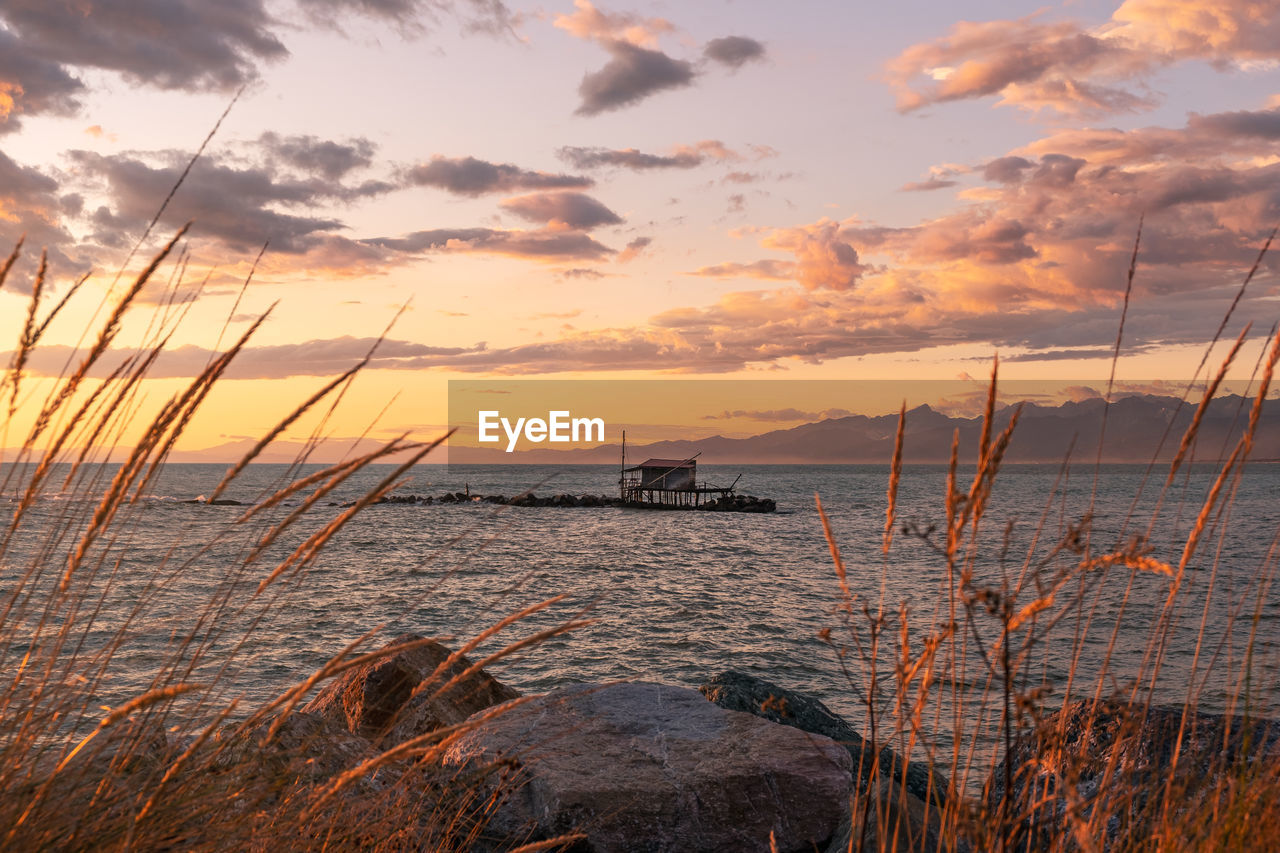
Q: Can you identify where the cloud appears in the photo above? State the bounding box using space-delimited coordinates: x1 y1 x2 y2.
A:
703 36 766 69
1109 0 1280 65
557 139 739 170
300 0 523 37
67 148 389 257
499 191 622 229
428 100 1280 375
0 0 286 94
5 336 491 380
900 177 959 192
983 155 1035 183
886 16 1154 117
618 236 652 263
259 132 376 180
1003 348 1128 362
0 151 83 282
405 155 592 196
575 40 696 115
1187 107 1280 138
369 227 614 261
886 2 1280 118
690 259 794 280
900 163 968 191
559 268 607 280
689 221 866 290
553 0 674 48
0 28 84 133
764 220 867 290
0 0 530 132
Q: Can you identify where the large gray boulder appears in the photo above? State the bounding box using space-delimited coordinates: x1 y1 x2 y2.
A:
303 634 519 745
443 681 854 852
991 699 1280 850
699 671 947 808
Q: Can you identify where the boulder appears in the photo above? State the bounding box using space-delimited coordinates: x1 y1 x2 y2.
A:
699 671 946 807
209 710 384 793
303 634 519 746
825 778 943 853
443 681 853 852
990 699 1280 849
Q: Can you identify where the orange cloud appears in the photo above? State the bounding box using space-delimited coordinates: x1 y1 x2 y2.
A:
553 0 674 48
887 1 1280 117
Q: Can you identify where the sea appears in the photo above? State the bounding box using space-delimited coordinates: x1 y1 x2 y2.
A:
4 460 1279 782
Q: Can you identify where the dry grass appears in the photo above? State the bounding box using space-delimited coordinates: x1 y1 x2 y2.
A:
820 229 1280 852
3 207 1279 853
0 236 582 851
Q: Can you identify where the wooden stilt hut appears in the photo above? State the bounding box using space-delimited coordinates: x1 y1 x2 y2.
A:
618 433 740 507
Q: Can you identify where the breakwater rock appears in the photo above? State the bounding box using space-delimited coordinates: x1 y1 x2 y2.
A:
444 681 853 852
303 633 520 746
21 628 1280 851
348 492 778 512
990 699 1280 849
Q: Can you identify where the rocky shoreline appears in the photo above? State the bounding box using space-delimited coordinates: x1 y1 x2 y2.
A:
36 635 1280 851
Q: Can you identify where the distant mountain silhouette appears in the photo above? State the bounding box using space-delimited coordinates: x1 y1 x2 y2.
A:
447 394 1280 465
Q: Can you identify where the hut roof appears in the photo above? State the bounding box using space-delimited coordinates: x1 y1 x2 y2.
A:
625 458 695 471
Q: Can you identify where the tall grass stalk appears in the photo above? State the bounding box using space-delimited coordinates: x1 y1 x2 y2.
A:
0 235 580 851
823 230 1280 851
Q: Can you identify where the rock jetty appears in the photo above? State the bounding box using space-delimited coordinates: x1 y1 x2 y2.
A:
346 491 778 512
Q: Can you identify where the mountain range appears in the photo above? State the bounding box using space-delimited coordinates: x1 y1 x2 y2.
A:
445 394 1280 465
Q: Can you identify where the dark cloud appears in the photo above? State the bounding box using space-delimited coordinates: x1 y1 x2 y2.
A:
5 336 490 380
370 227 614 260
559 268 606 280
983 156 1034 183
1029 153 1086 187
0 151 83 282
557 139 739 170
67 149 391 255
0 0 286 93
259 132 376 180
703 36 766 70
499 191 623 229
1188 107 1280 139
618 235 652 263
576 40 696 115
559 146 700 170
0 1 528 129
405 156 592 196
0 29 84 133
1003 348 1127 362
298 0 520 34
900 177 959 192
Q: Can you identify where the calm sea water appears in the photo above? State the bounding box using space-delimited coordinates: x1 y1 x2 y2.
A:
5 461 1279 778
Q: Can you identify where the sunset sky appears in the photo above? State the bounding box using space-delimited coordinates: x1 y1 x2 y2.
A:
1 0 1278 456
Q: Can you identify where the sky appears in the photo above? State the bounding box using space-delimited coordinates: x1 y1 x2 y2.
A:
1 0 1279 457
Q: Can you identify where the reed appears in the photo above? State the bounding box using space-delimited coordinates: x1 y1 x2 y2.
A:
3 203 1279 851
820 230 1280 852
0 235 581 851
